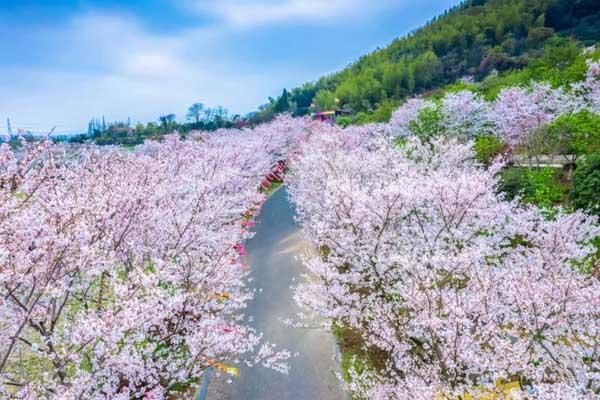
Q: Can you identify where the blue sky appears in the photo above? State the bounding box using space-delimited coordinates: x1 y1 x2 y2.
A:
0 0 459 134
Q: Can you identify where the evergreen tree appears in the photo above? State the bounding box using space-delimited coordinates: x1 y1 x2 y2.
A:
273 89 291 114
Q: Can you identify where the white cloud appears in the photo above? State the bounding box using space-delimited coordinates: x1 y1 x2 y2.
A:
0 12 303 132
191 0 393 28
124 51 188 77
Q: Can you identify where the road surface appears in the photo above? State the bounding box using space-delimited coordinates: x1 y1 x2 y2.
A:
205 187 346 400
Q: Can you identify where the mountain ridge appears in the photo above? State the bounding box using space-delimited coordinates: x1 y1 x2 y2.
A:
250 0 600 124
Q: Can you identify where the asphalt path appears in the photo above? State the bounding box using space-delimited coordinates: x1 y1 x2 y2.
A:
206 187 346 400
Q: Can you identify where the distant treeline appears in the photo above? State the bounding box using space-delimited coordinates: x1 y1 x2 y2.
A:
0 104 252 148
43 104 245 147
83 104 250 146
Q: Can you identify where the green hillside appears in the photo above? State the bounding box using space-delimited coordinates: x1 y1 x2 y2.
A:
251 0 600 123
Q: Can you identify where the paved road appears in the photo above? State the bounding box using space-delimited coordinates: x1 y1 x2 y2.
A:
206 187 346 400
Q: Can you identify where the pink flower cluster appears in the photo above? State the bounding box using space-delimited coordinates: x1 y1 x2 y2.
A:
490 83 584 145
0 116 312 398
442 90 491 139
388 60 600 145
574 60 600 114
287 130 600 398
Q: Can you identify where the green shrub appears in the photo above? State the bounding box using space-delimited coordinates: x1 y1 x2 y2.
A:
474 135 504 165
525 168 566 207
548 111 600 157
570 154 600 216
354 112 371 126
409 104 444 141
498 167 535 201
336 116 352 128
499 167 565 208
370 100 399 123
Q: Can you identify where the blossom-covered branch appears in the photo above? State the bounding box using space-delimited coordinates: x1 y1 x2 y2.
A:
288 128 600 398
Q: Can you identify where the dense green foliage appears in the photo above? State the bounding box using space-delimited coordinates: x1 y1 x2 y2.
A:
254 0 600 124
498 167 535 201
474 135 505 164
477 37 594 100
498 167 567 208
523 167 567 207
548 110 600 157
571 154 600 216
312 90 337 112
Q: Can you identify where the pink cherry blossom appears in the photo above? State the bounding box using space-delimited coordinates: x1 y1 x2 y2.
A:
389 98 436 137
0 116 309 398
441 90 492 139
1 58 599 400
490 83 584 145
287 128 600 398
574 60 600 113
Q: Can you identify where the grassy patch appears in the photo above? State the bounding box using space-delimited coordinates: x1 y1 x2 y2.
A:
260 181 283 198
474 135 504 165
332 323 388 396
498 166 570 208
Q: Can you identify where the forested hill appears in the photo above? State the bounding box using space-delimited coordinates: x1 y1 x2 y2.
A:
251 0 600 123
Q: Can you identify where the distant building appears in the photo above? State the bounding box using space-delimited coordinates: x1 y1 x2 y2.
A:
312 110 350 123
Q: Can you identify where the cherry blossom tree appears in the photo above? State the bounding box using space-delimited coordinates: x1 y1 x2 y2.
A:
388 98 437 138
490 83 584 146
288 129 600 399
574 60 600 114
0 131 291 398
441 90 492 139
